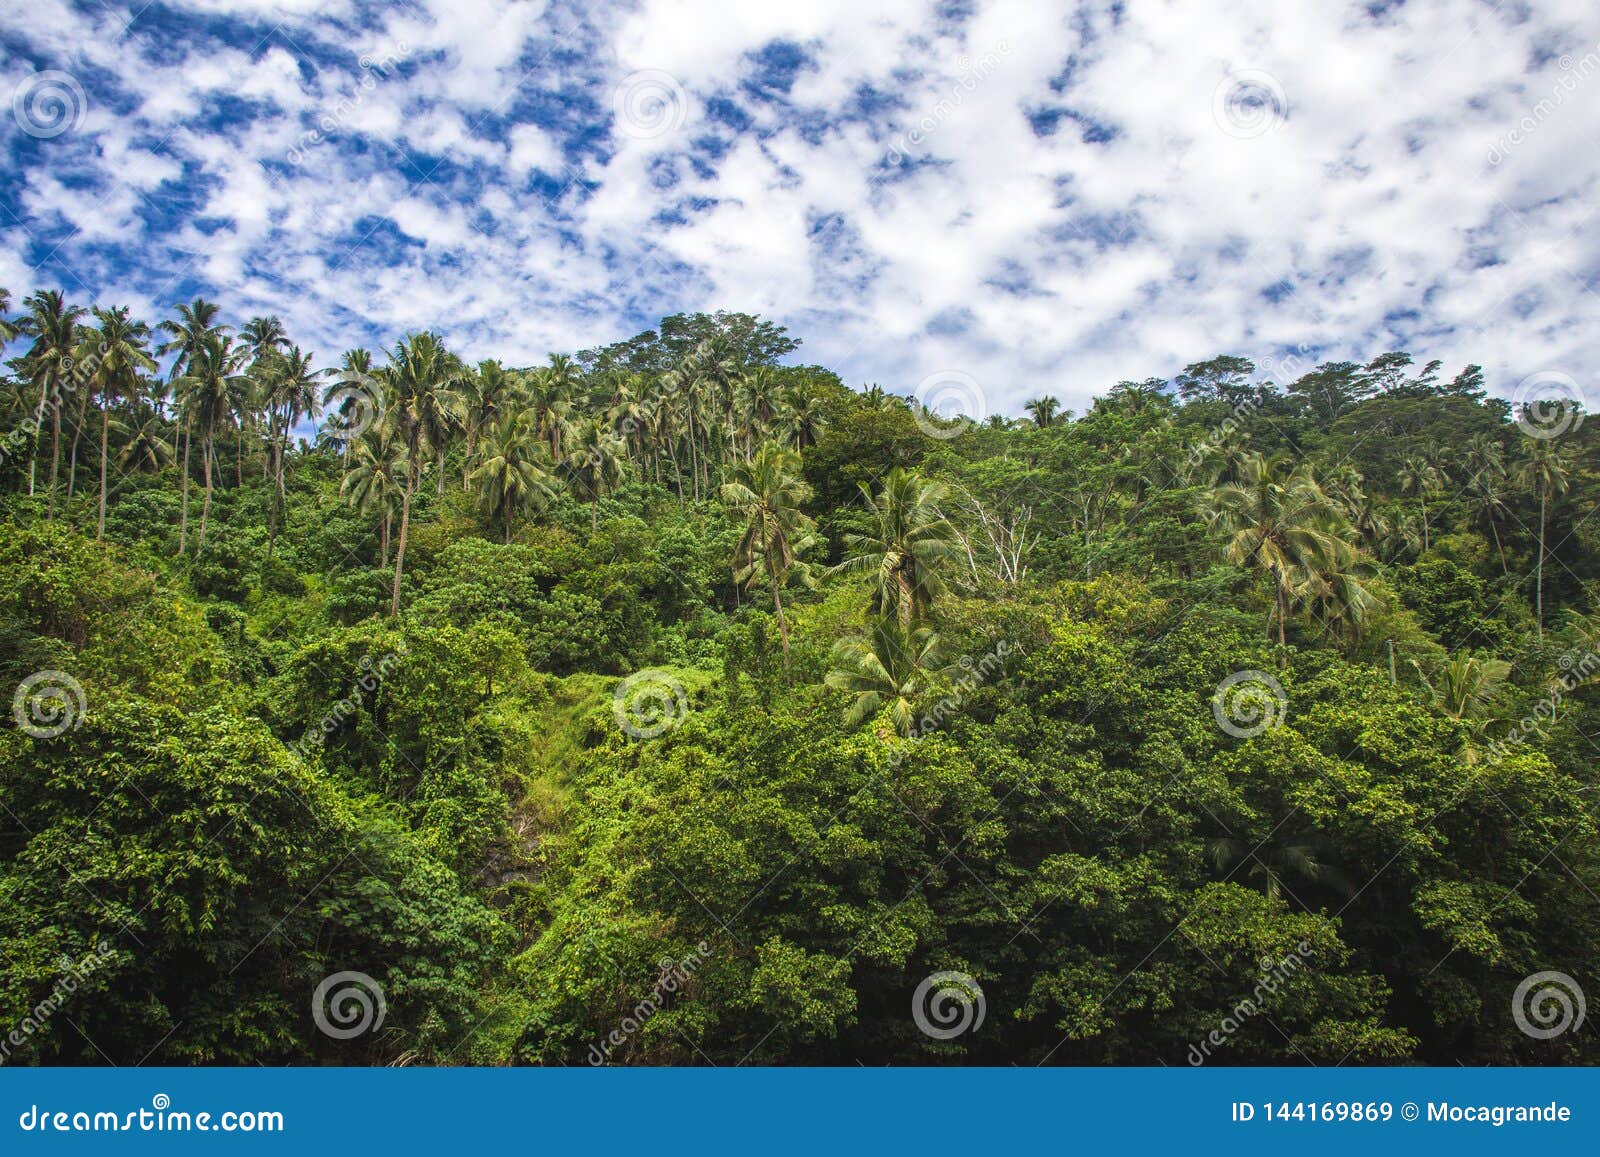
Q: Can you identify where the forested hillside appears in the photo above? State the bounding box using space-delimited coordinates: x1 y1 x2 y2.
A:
2 295 1596 1066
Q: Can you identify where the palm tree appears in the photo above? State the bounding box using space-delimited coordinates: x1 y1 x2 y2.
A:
385 332 466 615
1516 439 1572 637
1024 396 1062 427
157 298 228 390
1205 454 1359 658
831 468 960 628
261 344 321 555
1397 455 1446 553
564 420 625 532
469 410 556 543
83 306 156 538
1464 434 1510 574
536 354 579 463
1413 651 1510 762
825 617 951 736
14 289 86 514
721 442 821 671
461 359 522 489
778 385 827 449
0 288 15 353
117 411 174 474
1415 651 1510 721
1207 834 1345 904
321 348 377 461
341 424 407 566
240 315 287 363
175 332 248 553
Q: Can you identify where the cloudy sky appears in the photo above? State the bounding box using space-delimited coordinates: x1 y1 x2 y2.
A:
3 0 1598 414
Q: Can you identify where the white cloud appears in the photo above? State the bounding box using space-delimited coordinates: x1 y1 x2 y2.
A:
2 0 1598 413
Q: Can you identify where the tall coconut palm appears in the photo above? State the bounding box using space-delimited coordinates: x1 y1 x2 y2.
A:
1397 455 1446 553
116 411 174 474
1516 439 1572 638
83 306 156 538
320 348 377 461
536 354 579 463
720 442 821 671
1464 434 1510 574
831 468 960 628
240 315 287 363
778 385 827 450
565 420 626 532
341 424 407 566
157 298 228 392
175 332 248 553
385 332 466 615
825 617 951 736
14 289 86 513
469 410 557 543
461 359 522 489
1024 395 1062 428
260 344 321 555
1205 454 1359 658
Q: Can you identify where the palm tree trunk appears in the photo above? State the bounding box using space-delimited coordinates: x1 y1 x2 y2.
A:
96 397 110 539
198 435 213 553
1536 490 1547 638
1487 512 1508 575
770 566 791 680
66 390 88 498
1275 576 1289 665
178 417 192 553
28 382 48 496
1419 495 1429 551
46 403 62 518
391 455 416 616
380 510 391 568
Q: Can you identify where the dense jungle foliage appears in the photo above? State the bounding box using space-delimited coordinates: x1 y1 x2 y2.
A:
1 292 1597 1065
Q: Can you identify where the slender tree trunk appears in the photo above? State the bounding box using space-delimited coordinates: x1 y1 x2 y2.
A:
1276 582 1289 664
46 403 62 518
178 418 192 553
96 396 110 539
1487 513 1508 575
770 564 791 680
380 510 391 568
1536 490 1547 638
198 435 213 553
28 383 48 496
66 390 88 498
391 452 417 616
1419 495 1429 552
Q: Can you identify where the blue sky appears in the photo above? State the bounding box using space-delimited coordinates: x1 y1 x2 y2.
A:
2 0 1598 414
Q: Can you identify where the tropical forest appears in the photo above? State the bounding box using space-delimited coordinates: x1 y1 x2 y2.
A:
1 294 1597 1067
